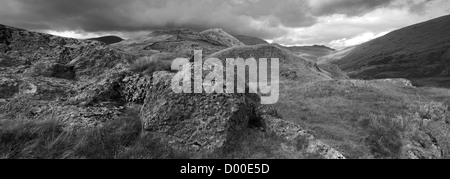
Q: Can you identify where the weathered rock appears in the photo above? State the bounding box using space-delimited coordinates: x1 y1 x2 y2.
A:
0 24 136 80
264 117 346 159
140 71 260 154
71 66 153 106
0 24 138 130
0 76 67 100
48 104 126 129
121 73 152 104
0 95 125 129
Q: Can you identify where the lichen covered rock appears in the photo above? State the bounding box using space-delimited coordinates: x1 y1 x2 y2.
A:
140 71 260 154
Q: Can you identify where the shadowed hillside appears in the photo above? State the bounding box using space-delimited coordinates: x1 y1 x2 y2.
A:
319 46 357 64
88 36 123 45
324 15 450 88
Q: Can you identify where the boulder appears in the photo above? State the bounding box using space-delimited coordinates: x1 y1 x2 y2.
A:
71 66 153 106
140 71 260 154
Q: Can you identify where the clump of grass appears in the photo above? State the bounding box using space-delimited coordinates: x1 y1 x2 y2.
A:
361 114 403 159
0 107 188 159
361 101 448 159
130 56 175 75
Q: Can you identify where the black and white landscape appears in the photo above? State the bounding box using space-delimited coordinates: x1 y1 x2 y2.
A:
1 0 450 159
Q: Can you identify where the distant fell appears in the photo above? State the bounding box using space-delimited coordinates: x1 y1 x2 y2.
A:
232 34 269 46
325 15 450 88
88 35 123 45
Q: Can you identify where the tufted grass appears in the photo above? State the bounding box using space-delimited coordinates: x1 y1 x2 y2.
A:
129 55 175 76
268 80 450 159
0 107 187 159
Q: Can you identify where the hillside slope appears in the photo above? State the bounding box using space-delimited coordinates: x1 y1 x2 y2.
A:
88 36 123 45
273 43 336 61
327 15 450 88
112 28 244 58
207 44 344 83
271 78 450 159
319 46 357 64
232 34 269 46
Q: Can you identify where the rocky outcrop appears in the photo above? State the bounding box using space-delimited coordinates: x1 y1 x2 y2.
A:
0 24 136 80
0 24 143 130
139 66 345 158
71 66 152 106
140 71 260 154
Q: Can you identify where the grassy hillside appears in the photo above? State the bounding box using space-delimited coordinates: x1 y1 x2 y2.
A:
272 43 335 61
232 34 269 46
267 79 450 158
325 15 450 88
113 28 243 57
319 46 357 64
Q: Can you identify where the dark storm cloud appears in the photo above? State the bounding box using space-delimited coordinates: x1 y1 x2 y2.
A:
0 0 310 39
230 0 316 28
0 0 434 40
310 0 396 16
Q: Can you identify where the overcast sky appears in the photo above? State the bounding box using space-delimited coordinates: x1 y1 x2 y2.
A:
0 0 449 49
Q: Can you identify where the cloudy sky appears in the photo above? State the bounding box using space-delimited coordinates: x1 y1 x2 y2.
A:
0 0 449 49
